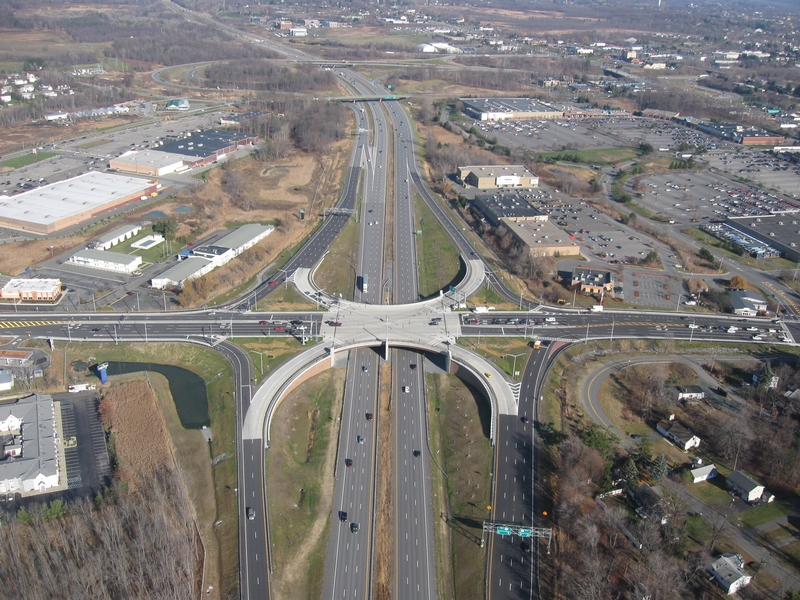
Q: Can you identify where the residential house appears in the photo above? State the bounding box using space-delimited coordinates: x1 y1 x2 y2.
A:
708 553 752 595
677 386 705 402
633 483 668 524
726 470 766 503
656 418 701 450
690 463 718 483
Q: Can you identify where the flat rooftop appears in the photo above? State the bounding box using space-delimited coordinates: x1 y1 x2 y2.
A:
460 97 562 115
473 194 544 220
96 224 141 245
0 172 151 231
157 130 255 158
71 248 140 265
464 165 537 179
111 150 187 168
2 279 61 293
154 257 211 283
500 218 580 250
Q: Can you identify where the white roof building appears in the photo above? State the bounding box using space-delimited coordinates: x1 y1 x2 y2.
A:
709 553 752 595
93 224 142 250
0 394 59 494
150 257 214 290
68 248 142 274
0 278 62 301
109 150 189 176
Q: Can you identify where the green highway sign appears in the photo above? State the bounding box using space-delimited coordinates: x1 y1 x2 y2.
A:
496 526 512 535
518 528 531 537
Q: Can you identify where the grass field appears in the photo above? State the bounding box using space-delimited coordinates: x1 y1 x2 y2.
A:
255 284 316 311
538 147 640 166
265 369 344 600
237 337 307 384
461 337 531 379
315 213 359 301
465 286 520 311
414 192 461 299
427 372 492 600
737 499 795 529
0 151 56 170
689 478 733 509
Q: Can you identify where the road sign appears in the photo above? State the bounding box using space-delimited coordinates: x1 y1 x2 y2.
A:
518 528 531 537
496 526 512 535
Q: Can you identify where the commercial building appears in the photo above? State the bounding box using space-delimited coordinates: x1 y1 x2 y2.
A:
470 194 548 227
165 99 189 111
155 130 259 169
731 290 768 316
150 224 273 290
68 249 142 274
0 394 59 494
0 173 157 235
109 150 188 176
708 553 752 595
91 224 142 251
656 418 701 451
460 98 563 122
727 218 800 264
150 257 214 290
457 165 539 190
501 218 581 258
0 278 62 302
571 267 614 295
689 119 785 145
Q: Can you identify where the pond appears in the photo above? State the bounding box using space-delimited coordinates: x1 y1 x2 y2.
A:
105 362 209 429
144 211 167 219
173 206 193 213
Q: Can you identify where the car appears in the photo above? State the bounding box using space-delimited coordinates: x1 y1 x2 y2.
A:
746 327 759 332
362 365 368 372
259 320 269 325
247 507 255 521
366 412 373 421
412 450 421 457
351 522 359 533
132 270 142 276
339 511 348 522
91 327 101 332
269 280 277 286
274 326 284 331
331 322 342 327
345 458 353 467
357 435 365 444
409 363 417 370
521 416 529 424
485 372 492 378
402 386 410 393
688 324 699 329
631 434 642 440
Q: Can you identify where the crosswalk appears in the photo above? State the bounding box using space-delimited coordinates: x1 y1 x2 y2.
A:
0 320 60 329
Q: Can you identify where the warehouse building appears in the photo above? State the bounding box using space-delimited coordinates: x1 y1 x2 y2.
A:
0 394 59 494
460 98 563 122
68 249 142 274
91 224 142 250
458 165 539 190
0 279 62 302
109 150 188 176
0 173 157 235
150 224 273 290
501 218 581 258
471 194 548 227
155 130 259 169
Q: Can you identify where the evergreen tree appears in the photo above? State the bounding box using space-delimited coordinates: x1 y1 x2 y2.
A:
652 454 668 481
622 457 640 489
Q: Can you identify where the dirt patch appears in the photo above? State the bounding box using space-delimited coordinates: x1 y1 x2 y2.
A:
0 117 138 156
373 360 394 600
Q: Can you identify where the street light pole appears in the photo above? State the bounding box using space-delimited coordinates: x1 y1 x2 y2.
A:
509 352 524 379
610 317 615 343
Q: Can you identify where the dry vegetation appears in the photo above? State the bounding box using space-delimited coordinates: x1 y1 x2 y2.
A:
0 378 200 600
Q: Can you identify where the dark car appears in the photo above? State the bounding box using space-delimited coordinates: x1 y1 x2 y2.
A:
631 434 642 440
412 450 421 457
345 458 353 467
339 511 348 522
331 322 342 327
409 363 417 370
521 416 529 424
91 327 101 332
351 522 359 533
366 413 373 421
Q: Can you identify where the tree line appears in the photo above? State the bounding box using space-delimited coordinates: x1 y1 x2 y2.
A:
0 467 199 600
204 61 335 93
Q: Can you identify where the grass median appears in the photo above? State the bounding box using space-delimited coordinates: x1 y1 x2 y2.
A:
413 192 461 299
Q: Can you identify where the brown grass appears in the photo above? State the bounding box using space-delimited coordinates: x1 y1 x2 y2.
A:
373 361 394 600
102 378 173 492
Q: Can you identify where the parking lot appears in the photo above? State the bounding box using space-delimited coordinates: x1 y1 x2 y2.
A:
705 149 800 196
466 114 730 155
621 271 685 309
626 169 800 229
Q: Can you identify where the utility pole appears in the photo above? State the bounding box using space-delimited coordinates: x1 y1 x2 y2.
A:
509 353 525 379
610 317 615 343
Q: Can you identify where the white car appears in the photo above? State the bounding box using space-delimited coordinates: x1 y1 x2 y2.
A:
402 386 410 393
688 324 699 329
752 335 763 341
746 327 759 332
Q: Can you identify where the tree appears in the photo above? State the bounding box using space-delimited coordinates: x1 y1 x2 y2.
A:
153 219 177 238
579 423 620 459
729 275 748 289
651 454 668 481
622 457 640 489
638 141 654 154
698 247 715 263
